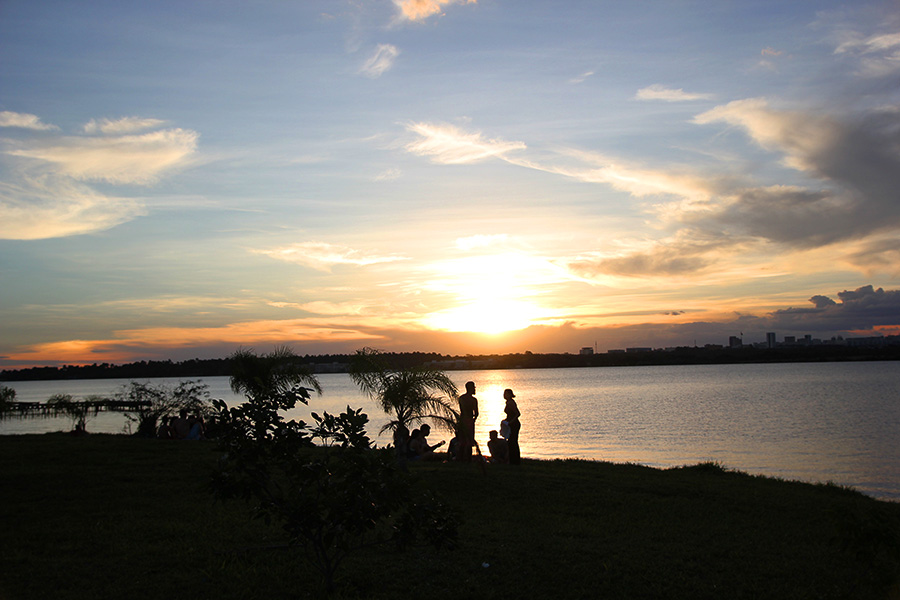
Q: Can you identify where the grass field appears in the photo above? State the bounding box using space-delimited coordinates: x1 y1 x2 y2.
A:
2 433 899 599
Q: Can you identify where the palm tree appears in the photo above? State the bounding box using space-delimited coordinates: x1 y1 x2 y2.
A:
229 346 322 399
227 347 323 443
349 347 458 436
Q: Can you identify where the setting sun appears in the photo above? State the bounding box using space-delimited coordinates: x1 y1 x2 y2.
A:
420 251 563 334
424 298 542 334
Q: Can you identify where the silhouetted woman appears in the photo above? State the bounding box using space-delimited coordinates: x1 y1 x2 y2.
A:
503 388 521 465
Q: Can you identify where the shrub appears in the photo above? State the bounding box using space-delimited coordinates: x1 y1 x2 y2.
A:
118 380 212 437
46 393 101 433
212 369 458 595
0 385 15 414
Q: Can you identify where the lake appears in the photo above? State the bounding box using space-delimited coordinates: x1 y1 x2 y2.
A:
3 361 899 501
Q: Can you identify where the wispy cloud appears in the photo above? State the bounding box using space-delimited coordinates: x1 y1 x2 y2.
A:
456 234 508 250
635 84 714 102
395 0 476 21
843 236 900 277
541 149 713 200
0 175 146 240
693 98 836 171
834 30 900 77
83 117 167 134
252 242 408 271
569 70 595 84
561 232 746 281
404 121 712 199
374 167 402 181
359 44 400 78
756 47 786 70
835 31 900 54
270 300 371 316
0 111 58 131
405 122 526 164
8 128 198 184
0 113 198 239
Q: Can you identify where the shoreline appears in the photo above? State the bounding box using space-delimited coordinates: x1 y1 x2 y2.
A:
2 430 896 503
4 345 900 381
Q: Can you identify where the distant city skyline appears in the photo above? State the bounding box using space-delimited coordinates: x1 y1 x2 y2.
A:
2 1 900 368
597 329 899 355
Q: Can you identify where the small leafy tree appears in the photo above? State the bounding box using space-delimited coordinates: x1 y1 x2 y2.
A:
349 347 459 436
46 393 103 433
118 380 212 437
212 349 458 595
0 386 15 416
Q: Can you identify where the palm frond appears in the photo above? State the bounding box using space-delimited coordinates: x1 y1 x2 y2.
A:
229 346 322 399
347 348 459 433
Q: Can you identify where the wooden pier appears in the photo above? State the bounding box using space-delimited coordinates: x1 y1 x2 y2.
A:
0 400 152 420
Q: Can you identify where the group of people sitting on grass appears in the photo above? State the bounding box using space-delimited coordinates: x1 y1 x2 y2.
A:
395 423 446 462
394 423 515 464
394 382 521 465
156 409 206 440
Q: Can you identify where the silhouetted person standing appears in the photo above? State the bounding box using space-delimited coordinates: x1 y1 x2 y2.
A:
504 388 521 465
458 381 478 462
172 409 191 440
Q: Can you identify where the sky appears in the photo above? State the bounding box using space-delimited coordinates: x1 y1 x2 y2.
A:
2 0 900 368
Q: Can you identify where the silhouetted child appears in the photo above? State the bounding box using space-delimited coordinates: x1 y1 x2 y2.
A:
394 424 410 462
487 430 509 464
172 409 191 439
157 416 173 439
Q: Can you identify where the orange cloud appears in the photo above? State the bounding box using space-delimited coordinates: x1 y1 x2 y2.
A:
115 320 385 345
5 340 139 365
6 319 387 365
396 0 476 21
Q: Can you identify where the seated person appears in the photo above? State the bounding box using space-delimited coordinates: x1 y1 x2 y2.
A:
172 409 192 440
408 426 445 461
393 424 410 456
487 430 509 464
185 415 205 440
156 416 173 439
419 424 445 454
446 436 459 461
407 429 425 460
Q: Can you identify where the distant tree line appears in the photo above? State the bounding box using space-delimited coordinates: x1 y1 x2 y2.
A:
2 345 899 382
0 353 445 382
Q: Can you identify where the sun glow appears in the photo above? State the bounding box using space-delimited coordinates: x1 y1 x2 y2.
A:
425 298 541 334
421 251 562 334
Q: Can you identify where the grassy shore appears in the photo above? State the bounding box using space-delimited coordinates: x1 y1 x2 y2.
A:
2 434 899 599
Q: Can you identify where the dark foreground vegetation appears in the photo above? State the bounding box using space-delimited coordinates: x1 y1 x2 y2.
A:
2 434 899 599
4 344 900 381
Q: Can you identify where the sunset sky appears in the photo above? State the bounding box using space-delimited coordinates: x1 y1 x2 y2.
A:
2 0 900 368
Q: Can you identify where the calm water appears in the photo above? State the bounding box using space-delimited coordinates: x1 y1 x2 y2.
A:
3 362 899 500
